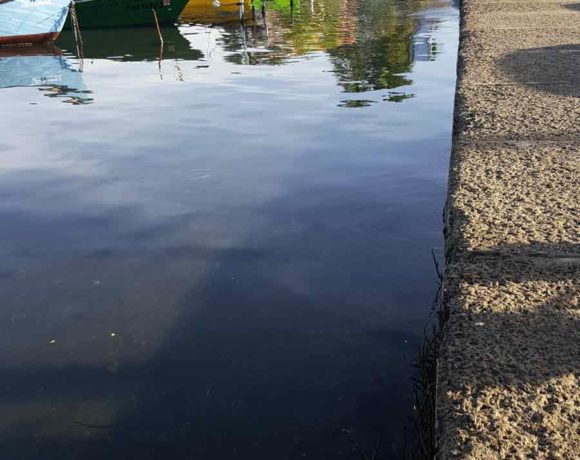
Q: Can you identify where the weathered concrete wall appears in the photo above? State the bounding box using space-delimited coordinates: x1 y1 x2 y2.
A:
436 0 579 457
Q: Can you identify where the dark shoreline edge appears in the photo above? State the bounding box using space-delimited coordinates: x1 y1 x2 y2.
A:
411 0 464 457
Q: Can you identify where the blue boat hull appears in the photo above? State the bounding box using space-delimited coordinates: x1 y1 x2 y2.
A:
0 0 70 46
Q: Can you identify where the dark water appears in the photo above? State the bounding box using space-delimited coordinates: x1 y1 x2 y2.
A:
0 1 457 458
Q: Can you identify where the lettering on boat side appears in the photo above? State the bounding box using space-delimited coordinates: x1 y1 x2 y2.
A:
32 75 63 85
126 0 171 11
28 0 56 5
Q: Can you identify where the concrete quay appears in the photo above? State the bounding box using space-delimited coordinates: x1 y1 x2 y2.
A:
436 0 579 458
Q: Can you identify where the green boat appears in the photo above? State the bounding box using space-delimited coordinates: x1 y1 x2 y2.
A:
68 0 189 29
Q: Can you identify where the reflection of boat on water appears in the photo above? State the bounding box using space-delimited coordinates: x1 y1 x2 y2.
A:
67 0 189 29
0 46 92 104
180 0 296 25
180 0 252 24
0 0 70 46
57 26 202 61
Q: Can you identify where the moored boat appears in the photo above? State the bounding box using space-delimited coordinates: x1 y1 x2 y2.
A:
69 0 189 29
0 0 70 47
180 0 252 25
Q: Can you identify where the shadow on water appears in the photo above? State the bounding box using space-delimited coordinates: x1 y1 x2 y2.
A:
0 180 432 459
0 1 459 458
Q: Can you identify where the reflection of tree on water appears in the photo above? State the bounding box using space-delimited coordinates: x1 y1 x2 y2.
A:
328 0 416 94
330 38 413 94
211 0 439 98
39 85 93 105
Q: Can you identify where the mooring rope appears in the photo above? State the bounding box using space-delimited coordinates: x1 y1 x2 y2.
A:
69 1 84 71
152 9 164 47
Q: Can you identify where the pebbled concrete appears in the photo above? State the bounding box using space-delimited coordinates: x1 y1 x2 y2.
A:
439 258 579 458
448 142 578 255
463 1 580 17
456 83 579 140
459 30 580 85
436 0 580 458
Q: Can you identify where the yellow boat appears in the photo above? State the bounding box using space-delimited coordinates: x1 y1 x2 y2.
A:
180 0 253 25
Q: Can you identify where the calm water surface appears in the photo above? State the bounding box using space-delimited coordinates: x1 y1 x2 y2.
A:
0 1 457 458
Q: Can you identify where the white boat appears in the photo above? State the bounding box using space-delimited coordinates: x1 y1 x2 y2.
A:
0 0 70 47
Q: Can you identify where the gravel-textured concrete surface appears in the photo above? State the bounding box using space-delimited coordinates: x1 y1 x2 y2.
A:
448 142 578 255
459 30 580 85
464 12 580 31
463 1 579 17
439 258 579 458
456 83 579 140
436 0 580 457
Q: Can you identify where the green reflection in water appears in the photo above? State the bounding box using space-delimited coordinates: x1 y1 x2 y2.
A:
188 0 434 94
0 0 439 106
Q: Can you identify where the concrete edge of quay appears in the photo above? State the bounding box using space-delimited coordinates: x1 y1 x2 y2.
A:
434 0 579 458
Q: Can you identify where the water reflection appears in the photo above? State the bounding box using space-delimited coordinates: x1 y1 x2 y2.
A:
58 27 203 62
0 46 91 104
178 0 444 108
188 0 437 94
0 1 458 459
55 0 442 103
0 0 447 106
